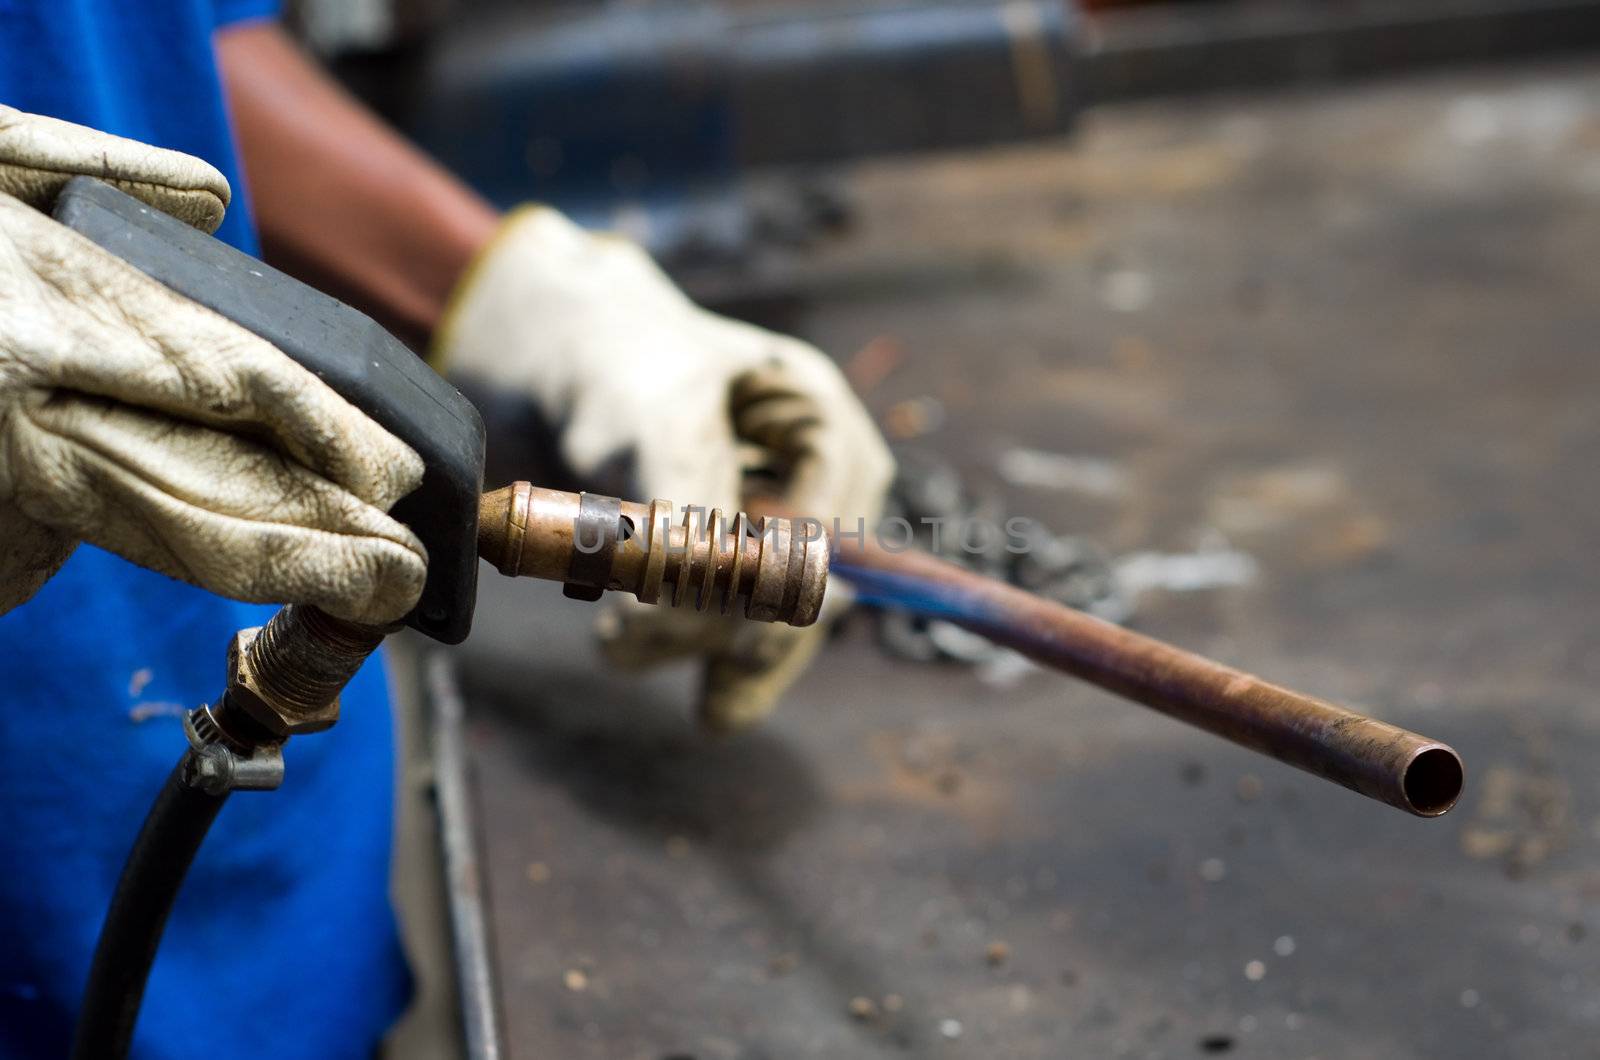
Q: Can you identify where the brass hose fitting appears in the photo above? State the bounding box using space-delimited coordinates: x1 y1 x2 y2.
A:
478 483 829 627
202 605 391 746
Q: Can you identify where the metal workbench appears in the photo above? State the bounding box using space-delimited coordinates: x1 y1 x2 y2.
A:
446 58 1600 1058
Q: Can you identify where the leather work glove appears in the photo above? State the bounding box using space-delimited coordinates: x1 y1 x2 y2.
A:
434 206 894 730
0 106 427 624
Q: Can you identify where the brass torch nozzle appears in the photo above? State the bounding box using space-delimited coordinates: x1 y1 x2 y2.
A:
477 483 828 627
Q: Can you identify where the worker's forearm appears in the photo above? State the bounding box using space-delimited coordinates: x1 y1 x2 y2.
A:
216 22 499 339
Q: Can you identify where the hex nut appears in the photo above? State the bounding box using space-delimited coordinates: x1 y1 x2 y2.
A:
225 628 341 737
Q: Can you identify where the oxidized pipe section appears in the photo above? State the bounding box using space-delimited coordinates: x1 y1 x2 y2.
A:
479 483 828 627
827 535 1463 818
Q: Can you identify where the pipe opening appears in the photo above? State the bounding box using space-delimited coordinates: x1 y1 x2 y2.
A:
1403 747 1464 816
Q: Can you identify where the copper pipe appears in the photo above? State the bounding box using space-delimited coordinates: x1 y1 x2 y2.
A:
479 481 1461 815
824 530 1463 817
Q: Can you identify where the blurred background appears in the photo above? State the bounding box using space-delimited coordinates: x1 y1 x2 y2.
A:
286 2 1600 1057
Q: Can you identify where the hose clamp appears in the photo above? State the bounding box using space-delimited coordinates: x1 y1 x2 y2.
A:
181 706 285 794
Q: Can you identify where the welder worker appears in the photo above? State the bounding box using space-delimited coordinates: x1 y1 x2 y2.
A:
0 3 891 1056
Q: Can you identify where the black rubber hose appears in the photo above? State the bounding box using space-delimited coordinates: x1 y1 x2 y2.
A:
70 755 228 1060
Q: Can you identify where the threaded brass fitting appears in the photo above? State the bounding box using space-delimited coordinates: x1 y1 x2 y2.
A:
478 483 828 627
220 605 389 739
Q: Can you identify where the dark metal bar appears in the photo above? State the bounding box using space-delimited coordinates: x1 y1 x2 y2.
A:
427 655 505 1060
830 537 1464 817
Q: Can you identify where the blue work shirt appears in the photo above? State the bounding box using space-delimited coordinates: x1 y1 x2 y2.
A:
0 3 412 1057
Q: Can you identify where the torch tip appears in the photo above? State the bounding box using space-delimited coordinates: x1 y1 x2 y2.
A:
1402 745 1465 817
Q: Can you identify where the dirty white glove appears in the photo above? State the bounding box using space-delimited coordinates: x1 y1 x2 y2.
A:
435 206 893 729
0 107 427 624
0 104 229 231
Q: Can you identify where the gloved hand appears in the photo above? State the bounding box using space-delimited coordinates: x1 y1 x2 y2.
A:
434 206 893 730
0 106 427 624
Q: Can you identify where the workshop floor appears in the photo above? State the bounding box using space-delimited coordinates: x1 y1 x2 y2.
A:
456 59 1600 1059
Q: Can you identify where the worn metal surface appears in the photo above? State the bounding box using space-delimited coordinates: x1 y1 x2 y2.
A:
456 61 1600 1058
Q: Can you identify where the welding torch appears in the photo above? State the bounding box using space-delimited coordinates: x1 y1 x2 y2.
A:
60 175 1461 1060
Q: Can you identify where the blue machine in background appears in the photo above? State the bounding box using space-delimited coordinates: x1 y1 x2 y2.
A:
328 0 1600 265
340 0 1083 263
